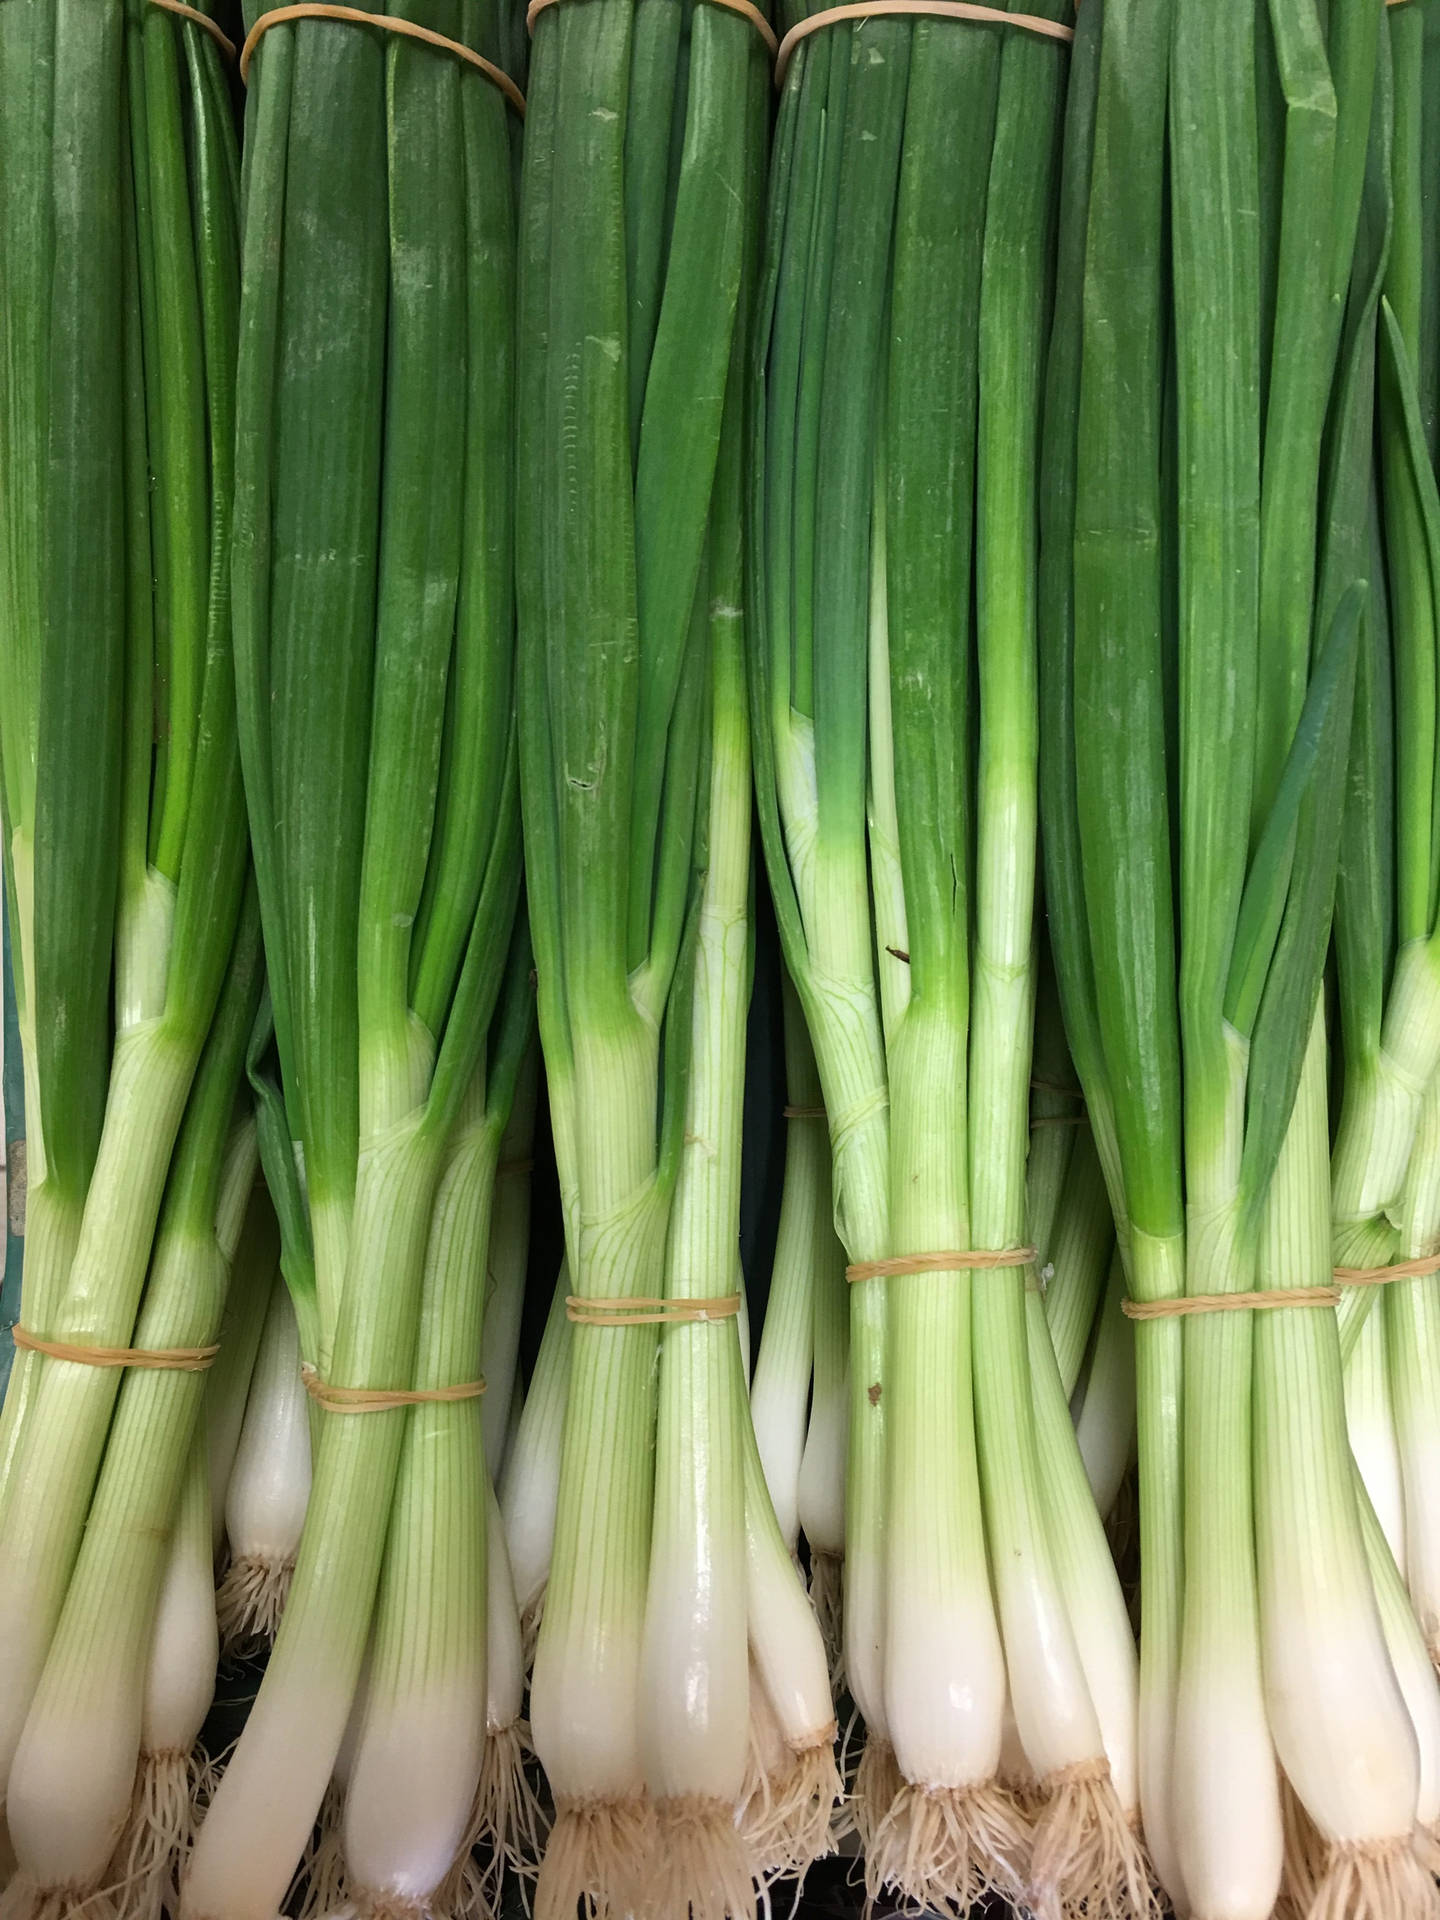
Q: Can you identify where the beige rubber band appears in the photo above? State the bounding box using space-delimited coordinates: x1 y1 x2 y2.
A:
526 0 779 56
846 1247 1036 1283
1334 1250 1440 1286
497 1156 535 1177
1030 1076 1084 1100
1122 1286 1341 1321
783 1104 827 1120
1031 1113 1087 1128
566 1292 743 1326
12 1326 220 1371
775 0 1070 85
147 0 239 59
300 1361 486 1412
239 4 526 114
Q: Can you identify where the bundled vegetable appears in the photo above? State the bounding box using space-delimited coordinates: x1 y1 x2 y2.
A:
1332 0 1440 1684
181 4 527 1916
1042 2 1440 1915
0 0 256 1906
751 3 1150 1914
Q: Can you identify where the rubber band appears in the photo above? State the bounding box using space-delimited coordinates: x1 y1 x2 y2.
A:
1334 1251 1440 1286
774 0 1070 86
566 1293 743 1326
1122 1287 1340 1321
147 0 238 60
300 1362 486 1412
526 0 779 56
1030 1113 1087 1128
239 4 526 114
11 1326 220 1371
1030 1076 1084 1100
846 1247 1035 1283
783 1104 827 1120
497 1156 535 1176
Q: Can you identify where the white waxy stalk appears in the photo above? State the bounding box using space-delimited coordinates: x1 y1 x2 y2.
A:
1345 1304 1407 1571
1172 1037 1283 1920
736 1387 839 1883
796 1159 847 1666
1357 1473 1440 1845
1024 1283 1139 1822
217 1276 312 1654
204 1152 274 1560
500 1263 571 1651
1255 1013 1428 1912
748 992 822 1553
1072 1254 1136 1520
339 1077 499 1917
107 1432 218 1920
638 548 755 1913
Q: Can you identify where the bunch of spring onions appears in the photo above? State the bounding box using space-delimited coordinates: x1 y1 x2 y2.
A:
1043 2 1440 1914
180 5 529 1917
1333 0 1440 1681
517 0 834 1904
0 0 260 1909
750 4 1150 1915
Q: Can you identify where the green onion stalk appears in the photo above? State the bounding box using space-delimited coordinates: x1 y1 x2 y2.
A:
746 970 851 1687
214 1230 310 1656
0 0 252 1856
639 251 839 1904
182 5 524 1914
515 0 771 1903
752 6 1150 1913
1332 0 1440 1680
750 975 827 1558
204 1170 282 1565
499 1261 570 1656
3 904 263 1918
1044 1 1433 1913
110 1118 265 1920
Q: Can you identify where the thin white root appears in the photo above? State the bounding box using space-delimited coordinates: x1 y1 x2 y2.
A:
435 1720 548 1920
807 1553 844 1694
865 1776 1032 1917
1299 1834 1440 1920
533 1795 654 1920
848 1735 903 1858
101 1746 206 1920
737 1726 841 1885
645 1796 755 1920
294 1779 348 1920
341 1894 428 1920
1026 1756 1155 1920
0 1880 116 1920
215 1553 293 1659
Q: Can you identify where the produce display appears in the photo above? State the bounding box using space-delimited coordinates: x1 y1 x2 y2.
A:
1 2 1439 1919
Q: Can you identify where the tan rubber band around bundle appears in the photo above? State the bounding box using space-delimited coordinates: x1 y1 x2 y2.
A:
1031 1113 1087 1128
1122 1286 1341 1321
775 0 1071 86
566 1292 743 1326
1030 1076 1084 1099
783 1104 826 1120
239 4 526 114
11 1326 220 1371
1334 1250 1440 1286
527 0 779 56
497 1156 535 1177
846 1247 1036 1283
300 1361 486 1413
147 0 239 59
